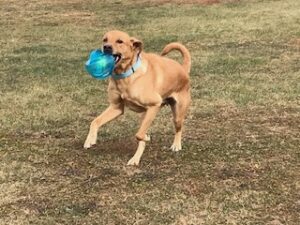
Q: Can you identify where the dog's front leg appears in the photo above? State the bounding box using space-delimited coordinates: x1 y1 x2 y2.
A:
84 104 123 149
127 140 146 166
127 105 160 166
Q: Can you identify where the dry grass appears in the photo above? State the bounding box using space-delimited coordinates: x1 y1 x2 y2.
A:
0 0 300 224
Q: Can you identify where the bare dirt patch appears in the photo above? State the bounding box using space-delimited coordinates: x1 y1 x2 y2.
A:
132 0 240 6
288 38 300 49
2 0 97 26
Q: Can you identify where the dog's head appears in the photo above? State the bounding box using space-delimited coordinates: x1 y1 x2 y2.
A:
101 30 142 73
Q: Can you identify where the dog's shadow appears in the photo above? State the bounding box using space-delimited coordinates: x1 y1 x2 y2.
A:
74 136 137 156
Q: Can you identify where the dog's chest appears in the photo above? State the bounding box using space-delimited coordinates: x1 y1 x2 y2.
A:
112 79 146 112
121 93 145 112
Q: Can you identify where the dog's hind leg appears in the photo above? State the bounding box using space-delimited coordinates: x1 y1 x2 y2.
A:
170 91 191 152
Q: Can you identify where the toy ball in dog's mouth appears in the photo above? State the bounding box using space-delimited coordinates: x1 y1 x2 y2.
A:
85 49 116 80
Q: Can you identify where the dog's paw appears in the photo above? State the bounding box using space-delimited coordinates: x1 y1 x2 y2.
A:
170 143 182 152
84 141 95 149
83 135 97 149
127 157 140 166
145 134 151 142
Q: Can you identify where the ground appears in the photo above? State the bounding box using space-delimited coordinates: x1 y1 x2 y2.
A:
0 0 299 224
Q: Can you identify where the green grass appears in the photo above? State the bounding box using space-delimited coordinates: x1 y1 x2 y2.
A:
0 0 299 224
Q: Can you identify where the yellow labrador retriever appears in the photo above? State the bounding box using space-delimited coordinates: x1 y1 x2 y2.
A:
84 30 191 165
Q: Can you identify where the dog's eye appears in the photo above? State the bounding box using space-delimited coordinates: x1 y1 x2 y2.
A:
116 39 123 44
103 38 108 42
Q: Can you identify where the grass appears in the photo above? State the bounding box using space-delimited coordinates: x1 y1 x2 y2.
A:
0 0 299 224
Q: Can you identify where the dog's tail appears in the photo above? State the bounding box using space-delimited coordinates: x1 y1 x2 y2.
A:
161 42 191 74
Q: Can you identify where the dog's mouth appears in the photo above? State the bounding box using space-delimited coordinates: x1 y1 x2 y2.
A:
113 53 122 65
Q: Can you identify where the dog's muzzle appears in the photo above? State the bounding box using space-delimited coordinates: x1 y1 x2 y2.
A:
103 44 113 55
103 45 121 64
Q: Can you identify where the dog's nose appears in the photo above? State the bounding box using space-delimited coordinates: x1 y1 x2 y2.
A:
103 44 113 54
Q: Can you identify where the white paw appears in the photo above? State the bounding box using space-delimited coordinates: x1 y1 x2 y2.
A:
145 134 151 142
170 143 182 152
127 157 140 166
83 134 97 149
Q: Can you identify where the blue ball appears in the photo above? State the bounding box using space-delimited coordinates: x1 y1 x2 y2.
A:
85 49 115 80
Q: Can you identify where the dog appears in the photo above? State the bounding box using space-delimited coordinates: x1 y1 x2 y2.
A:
84 30 191 165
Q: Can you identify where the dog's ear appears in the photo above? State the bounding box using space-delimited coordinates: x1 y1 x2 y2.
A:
130 37 143 53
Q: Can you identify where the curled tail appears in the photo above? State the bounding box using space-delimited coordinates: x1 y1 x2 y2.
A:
161 42 191 74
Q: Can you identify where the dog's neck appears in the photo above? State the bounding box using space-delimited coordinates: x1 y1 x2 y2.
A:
112 54 141 79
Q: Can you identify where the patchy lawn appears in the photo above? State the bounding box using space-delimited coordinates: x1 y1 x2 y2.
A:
0 0 299 224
